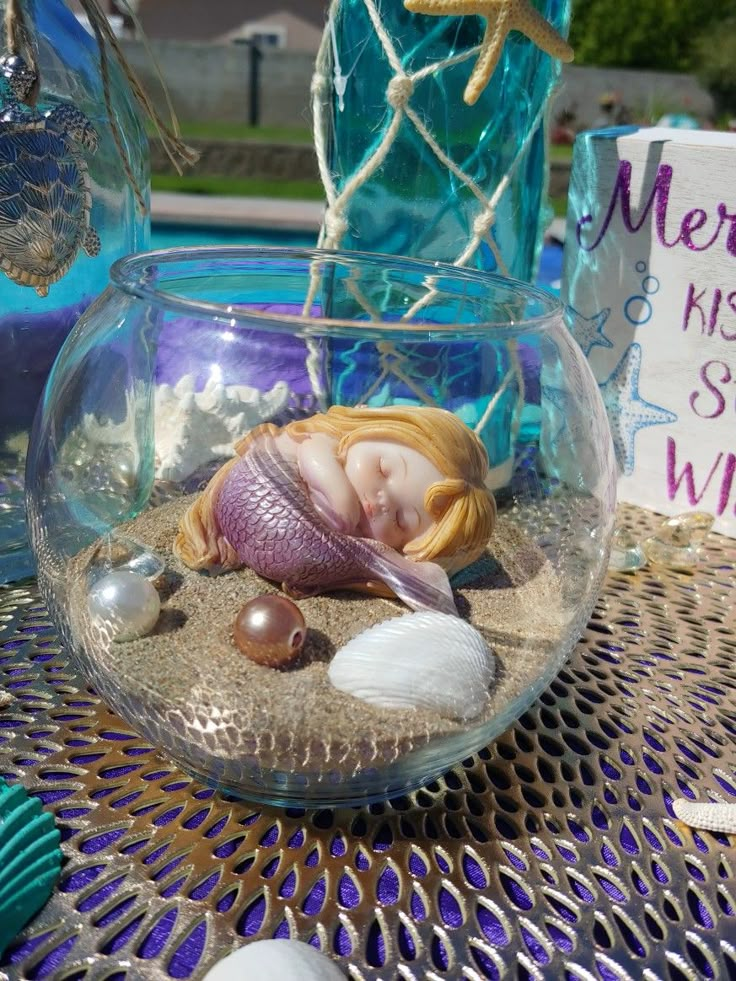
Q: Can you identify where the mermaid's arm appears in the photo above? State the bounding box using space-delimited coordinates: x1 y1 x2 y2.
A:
297 434 362 535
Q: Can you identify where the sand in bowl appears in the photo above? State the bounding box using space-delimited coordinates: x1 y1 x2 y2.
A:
68 496 569 784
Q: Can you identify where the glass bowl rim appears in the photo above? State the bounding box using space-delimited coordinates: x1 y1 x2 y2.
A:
109 245 564 337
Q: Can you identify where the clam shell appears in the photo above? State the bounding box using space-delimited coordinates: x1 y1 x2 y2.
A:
202 939 345 980
328 612 495 721
0 778 62 957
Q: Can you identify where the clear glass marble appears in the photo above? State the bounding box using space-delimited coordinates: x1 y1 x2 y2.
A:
608 526 645 572
643 512 714 570
0 0 149 583
27 247 616 806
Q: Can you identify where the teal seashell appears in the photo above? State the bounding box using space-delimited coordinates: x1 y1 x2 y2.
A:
0 778 62 957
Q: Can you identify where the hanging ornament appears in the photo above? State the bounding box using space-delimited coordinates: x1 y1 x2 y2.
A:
0 0 196 297
0 53 101 296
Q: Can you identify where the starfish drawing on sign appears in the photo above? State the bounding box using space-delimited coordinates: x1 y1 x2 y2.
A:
569 306 613 357
599 343 677 476
403 0 574 105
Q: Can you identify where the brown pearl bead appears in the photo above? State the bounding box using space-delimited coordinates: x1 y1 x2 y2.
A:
233 595 306 668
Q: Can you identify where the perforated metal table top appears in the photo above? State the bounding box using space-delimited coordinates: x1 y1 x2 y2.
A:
0 503 734 981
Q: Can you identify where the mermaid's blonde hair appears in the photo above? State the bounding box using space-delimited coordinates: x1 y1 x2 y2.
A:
175 406 495 576
287 405 496 574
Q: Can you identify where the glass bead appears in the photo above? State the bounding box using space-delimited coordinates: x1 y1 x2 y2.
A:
608 527 646 572
234 596 306 669
85 534 166 585
643 512 715 570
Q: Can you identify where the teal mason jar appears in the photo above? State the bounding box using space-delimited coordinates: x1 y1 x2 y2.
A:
0 0 149 583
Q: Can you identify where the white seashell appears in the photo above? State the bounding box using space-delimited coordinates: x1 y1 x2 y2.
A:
672 798 736 834
328 612 495 721
202 939 346 980
154 375 291 482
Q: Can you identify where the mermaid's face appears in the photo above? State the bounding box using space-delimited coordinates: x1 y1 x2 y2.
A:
343 439 443 549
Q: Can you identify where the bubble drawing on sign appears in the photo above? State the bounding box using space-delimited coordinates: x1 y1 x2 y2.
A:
625 297 652 326
624 261 660 327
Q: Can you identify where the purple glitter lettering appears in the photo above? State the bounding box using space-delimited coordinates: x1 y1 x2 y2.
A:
708 287 723 337
679 209 712 250
667 436 736 515
718 203 736 257
689 359 731 419
679 208 729 252
577 161 674 252
708 289 723 337
682 284 708 334
722 455 736 516
578 158 736 256
722 292 736 341
667 437 721 503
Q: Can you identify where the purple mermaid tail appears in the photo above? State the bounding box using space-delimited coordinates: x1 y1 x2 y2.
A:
214 432 457 616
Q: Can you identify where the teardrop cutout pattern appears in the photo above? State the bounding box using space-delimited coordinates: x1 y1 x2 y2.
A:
1 504 735 977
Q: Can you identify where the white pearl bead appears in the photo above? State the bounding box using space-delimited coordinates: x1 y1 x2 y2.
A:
88 570 160 642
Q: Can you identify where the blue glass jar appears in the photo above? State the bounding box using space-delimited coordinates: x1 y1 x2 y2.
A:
0 0 149 583
314 0 570 280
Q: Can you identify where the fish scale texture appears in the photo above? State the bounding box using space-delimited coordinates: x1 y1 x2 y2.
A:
215 438 367 589
214 437 455 614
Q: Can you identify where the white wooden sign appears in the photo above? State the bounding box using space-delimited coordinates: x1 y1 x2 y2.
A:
562 126 736 537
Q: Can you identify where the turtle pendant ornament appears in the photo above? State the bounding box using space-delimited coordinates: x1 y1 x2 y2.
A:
0 54 100 297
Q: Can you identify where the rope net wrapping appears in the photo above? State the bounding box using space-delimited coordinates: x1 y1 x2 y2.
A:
306 0 570 472
311 0 570 281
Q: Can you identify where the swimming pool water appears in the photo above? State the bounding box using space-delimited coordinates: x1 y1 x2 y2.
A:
150 223 563 290
150 223 316 252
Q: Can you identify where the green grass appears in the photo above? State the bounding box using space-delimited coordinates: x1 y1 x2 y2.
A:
153 172 569 216
151 173 326 200
549 143 574 162
549 194 568 218
150 120 313 144
152 173 569 217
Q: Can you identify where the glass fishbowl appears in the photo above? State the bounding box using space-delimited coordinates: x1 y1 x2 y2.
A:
0 0 149 583
27 247 616 806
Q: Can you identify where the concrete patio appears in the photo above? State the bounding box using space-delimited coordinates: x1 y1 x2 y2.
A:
150 191 325 232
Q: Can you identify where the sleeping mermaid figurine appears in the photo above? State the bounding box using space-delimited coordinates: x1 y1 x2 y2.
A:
174 405 496 615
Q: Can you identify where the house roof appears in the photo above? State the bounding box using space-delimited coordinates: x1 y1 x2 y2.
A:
137 0 328 40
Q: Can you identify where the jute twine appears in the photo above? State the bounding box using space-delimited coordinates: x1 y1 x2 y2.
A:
3 0 198 213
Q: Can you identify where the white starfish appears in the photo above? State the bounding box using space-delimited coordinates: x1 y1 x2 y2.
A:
672 798 736 834
155 375 291 482
403 0 573 105
83 374 290 483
